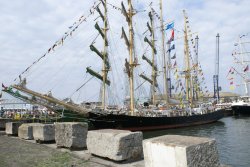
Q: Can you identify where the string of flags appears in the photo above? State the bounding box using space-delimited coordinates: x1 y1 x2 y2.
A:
227 67 235 90
14 1 101 82
183 14 211 96
107 2 122 11
166 22 174 30
150 8 161 21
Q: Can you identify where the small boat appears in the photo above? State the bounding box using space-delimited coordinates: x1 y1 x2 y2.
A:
231 96 250 116
229 35 250 116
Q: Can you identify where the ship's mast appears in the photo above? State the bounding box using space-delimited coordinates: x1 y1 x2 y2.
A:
128 0 135 114
102 0 108 109
159 0 169 107
239 37 249 95
150 10 156 105
11 85 88 115
141 10 157 105
194 35 199 100
183 10 193 106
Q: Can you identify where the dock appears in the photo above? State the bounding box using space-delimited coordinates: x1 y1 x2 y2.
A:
0 119 231 167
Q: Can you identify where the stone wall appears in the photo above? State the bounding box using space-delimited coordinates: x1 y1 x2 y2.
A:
143 135 220 167
5 122 22 135
87 129 143 161
18 123 42 140
33 124 55 142
55 122 88 149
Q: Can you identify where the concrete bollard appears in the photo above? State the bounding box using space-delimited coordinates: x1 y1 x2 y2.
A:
5 122 22 135
55 122 88 149
143 135 220 167
0 118 12 130
87 129 143 161
18 123 42 140
33 124 55 142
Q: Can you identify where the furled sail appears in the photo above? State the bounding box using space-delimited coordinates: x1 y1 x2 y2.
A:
139 73 158 87
95 22 108 45
121 27 130 50
86 67 110 86
144 36 157 54
142 54 157 71
90 44 110 69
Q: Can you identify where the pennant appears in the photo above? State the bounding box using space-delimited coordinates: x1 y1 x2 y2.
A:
244 65 249 72
168 30 174 43
173 61 177 68
230 81 233 85
174 68 178 74
166 22 174 30
229 85 235 90
167 44 175 52
171 53 176 59
2 83 7 89
228 77 234 80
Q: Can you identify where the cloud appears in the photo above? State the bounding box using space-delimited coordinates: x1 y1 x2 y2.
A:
0 0 249 103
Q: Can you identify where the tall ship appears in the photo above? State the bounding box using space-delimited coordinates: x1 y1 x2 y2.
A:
2 0 223 131
229 35 250 115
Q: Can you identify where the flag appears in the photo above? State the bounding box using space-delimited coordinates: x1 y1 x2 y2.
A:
171 53 176 59
166 22 174 30
230 81 233 85
244 65 249 72
227 67 234 77
173 61 177 67
174 68 178 74
228 77 234 80
229 85 235 90
168 30 174 43
167 44 175 52
2 83 7 89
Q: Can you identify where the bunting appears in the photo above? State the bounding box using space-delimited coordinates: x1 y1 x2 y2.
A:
171 53 176 59
167 44 175 52
244 65 249 72
168 29 174 43
14 1 100 82
2 83 7 90
166 22 174 30
229 85 235 90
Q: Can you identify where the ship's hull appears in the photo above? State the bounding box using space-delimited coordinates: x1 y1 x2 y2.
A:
231 105 250 116
88 110 224 131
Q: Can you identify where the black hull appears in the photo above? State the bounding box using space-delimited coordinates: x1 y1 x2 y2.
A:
231 105 250 116
88 110 224 131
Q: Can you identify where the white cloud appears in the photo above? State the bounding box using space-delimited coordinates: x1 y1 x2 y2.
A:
0 0 249 103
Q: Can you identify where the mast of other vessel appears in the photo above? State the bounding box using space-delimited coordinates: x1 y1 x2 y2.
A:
150 9 157 105
128 0 135 114
183 10 193 106
159 0 169 108
102 0 108 110
239 36 249 96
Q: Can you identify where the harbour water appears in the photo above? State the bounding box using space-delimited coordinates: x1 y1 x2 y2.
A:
144 116 250 167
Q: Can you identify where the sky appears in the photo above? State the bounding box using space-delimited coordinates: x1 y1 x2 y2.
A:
0 0 250 102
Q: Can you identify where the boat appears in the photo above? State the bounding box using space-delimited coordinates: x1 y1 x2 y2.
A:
2 0 223 131
87 1 223 131
229 35 250 115
231 96 250 115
